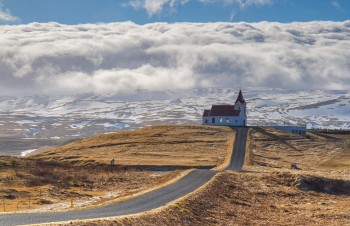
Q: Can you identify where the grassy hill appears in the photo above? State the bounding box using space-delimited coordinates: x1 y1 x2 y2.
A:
0 125 234 213
62 127 350 226
32 125 235 169
247 127 350 172
2 125 349 223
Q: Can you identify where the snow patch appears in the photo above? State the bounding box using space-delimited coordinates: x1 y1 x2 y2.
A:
101 122 130 129
70 121 90 129
20 149 37 157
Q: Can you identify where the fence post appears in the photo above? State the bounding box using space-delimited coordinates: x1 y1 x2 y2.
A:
70 198 74 208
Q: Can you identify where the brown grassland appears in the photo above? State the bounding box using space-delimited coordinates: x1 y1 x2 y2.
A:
0 156 182 212
32 125 235 168
1 125 350 225
0 125 234 213
63 172 350 226
247 127 350 175
58 127 350 226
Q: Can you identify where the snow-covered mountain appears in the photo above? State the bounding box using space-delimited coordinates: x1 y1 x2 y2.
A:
0 88 349 142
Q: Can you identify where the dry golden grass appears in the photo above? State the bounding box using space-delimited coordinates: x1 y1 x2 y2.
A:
55 127 350 226
0 156 181 213
59 172 350 226
0 125 235 213
320 142 350 170
3 126 350 225
245 127 350 173
32 125 235 168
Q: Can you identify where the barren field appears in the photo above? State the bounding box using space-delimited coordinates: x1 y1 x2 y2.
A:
0 156 181 213
0 125 233 213
60 172 350 226
32 125 235 168
59 127 350 226
2 126 349 225
246 127 350 174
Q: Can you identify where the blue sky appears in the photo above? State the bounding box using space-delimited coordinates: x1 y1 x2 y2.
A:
0 0 349 25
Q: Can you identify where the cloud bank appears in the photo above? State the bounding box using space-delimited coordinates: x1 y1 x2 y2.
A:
0 20 350 95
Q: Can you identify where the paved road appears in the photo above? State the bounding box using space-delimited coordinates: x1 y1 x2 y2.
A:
226 127 248 171
0 127 248 226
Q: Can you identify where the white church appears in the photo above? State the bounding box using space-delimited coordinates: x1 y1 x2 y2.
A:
202 90 247 127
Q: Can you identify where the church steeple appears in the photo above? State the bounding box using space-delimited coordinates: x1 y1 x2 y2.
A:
235 89 245 104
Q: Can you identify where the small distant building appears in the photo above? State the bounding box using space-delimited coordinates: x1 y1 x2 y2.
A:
273 125 307 137
202 90 247 127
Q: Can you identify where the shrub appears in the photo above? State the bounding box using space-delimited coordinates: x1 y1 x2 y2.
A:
5 194 16 200
37 199 53 205
10 159 19 168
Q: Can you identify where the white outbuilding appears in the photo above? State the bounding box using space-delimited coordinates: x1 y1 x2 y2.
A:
202 90 247 127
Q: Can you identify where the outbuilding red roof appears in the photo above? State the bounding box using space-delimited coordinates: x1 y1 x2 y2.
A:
208 105 241 117
203 110 210 117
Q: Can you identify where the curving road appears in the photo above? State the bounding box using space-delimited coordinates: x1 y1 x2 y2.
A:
226 127 248 171
0 127 248 226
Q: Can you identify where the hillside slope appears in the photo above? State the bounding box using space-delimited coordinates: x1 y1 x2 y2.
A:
32 125 235 168
0 125 234 213
62 127 350 226
246 127 350 174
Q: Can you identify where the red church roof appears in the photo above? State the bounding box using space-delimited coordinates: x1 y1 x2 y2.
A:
202 90 245 118
209 105 240 117
203 110 210 117
235 89 245 104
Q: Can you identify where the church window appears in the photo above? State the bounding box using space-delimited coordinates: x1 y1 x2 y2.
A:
219 117 222 124
212 117 215 124
225 118 229 124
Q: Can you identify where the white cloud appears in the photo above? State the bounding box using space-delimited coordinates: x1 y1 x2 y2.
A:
235 0 273 8
124 0 272 16
124 0 189 16
0 0 19 23
229 11 236 21
223 0 273 8
126 0 168 16
331 0 340 9
144 0 168 15
0 20 350 95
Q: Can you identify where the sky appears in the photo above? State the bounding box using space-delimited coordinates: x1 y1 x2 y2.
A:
0 1 349 96
1 0 349 25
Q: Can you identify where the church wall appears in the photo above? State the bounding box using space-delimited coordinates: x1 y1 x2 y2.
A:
202 117 209 125
203 116 244 126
